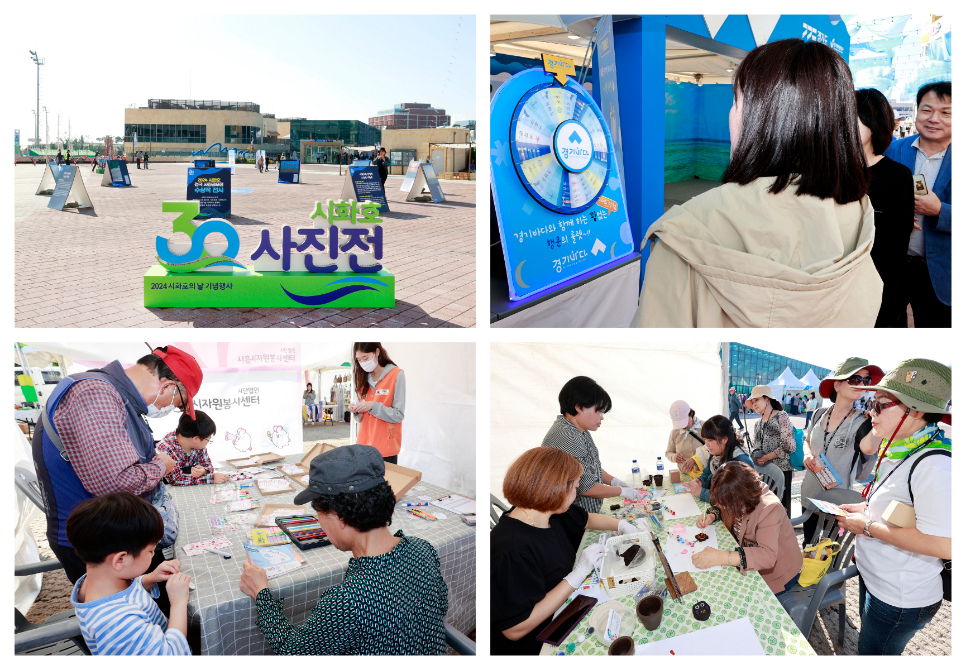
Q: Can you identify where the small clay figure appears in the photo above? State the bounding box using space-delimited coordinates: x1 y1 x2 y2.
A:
619 544 641 566
694 533 709 542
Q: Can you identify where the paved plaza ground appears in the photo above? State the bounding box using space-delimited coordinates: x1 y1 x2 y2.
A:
15 162 476 328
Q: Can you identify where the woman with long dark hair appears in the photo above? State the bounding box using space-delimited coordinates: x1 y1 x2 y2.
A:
349 343 405 463
681 414 753 501
633 38 882 327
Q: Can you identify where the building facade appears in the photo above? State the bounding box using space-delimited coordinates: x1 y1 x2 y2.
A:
123 99 276 157
283 119 381 155
368 103 451 130
723 343 832 397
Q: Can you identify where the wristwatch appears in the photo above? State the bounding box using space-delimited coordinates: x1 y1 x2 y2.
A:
863 519 875 538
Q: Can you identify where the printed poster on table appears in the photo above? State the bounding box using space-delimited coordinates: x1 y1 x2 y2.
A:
146 343 302 462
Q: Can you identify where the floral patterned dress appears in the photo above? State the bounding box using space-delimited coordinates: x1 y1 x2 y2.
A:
753 410 794 471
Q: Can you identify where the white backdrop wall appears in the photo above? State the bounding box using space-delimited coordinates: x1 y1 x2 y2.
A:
379 342 476 499
490 342 722 504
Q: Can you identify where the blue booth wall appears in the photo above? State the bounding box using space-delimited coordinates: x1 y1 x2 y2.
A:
665 82 733 183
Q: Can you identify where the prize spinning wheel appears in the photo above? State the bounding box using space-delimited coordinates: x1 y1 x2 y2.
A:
510 81 610 214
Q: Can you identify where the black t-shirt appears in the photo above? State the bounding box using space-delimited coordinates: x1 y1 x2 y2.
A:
867 156 915 278
490 504 588 655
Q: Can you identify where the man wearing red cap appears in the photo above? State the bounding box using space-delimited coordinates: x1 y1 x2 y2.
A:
32 346 204 590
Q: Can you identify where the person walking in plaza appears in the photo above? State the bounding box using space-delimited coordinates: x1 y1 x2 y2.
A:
65 149 72 165
883 82 952 327
800 358 882 545
855 88 916 327
632 38 881 327
56 149 63 165
491 447 637 655
541 376 642 514
349 343 405 464
745 385 795 517
91 151 98 172
666 400 709 481
256 153 263 173
31 346 203 616
136 151 142 169
728 387 745 430
143 152 149 169
836 359 951 655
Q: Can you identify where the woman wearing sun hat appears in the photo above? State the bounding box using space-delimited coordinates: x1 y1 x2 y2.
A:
744 385 795 516
835 359 951 655
800 357 884 545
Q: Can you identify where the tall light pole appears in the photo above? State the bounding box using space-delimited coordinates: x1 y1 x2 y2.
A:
29 51 44 149
43 106 49 155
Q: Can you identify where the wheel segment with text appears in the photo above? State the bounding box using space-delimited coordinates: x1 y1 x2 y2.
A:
510 82 610 214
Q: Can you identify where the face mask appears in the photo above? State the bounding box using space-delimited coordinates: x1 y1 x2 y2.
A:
146 385 177 418
359 358 377 373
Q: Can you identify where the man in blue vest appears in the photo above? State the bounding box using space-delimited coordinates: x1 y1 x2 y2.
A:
883 81 952 328
32 346 203 587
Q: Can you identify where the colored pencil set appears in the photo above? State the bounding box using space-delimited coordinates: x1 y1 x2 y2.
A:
275 515 330 549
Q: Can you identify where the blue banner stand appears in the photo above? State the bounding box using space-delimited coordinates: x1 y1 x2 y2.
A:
278 159 301 184
101 159 132 187
340 165 390 211
187 167 232 219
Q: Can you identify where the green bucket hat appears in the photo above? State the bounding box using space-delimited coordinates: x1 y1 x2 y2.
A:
818 357 885 399
856 358 951 425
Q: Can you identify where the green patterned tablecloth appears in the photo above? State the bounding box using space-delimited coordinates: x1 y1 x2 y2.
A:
540 496 815 656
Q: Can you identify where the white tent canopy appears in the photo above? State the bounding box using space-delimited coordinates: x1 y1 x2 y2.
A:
800 369 824 389
491 342 721 505
767 366 807 402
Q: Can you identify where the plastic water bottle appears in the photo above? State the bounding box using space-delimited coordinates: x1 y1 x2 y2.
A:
631 460 641 488
655 457 665 486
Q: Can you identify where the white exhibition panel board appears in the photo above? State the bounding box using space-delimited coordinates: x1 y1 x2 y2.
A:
490 342 721 504
147 368 303 462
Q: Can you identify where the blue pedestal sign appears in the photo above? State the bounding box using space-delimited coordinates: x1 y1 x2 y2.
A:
341 165 389 211
101 159 132 187
187 167 231 219
490 67 633 300
278 159 300 183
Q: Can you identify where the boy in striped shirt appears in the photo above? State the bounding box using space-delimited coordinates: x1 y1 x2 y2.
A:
67 492 192 655
156 411 228 486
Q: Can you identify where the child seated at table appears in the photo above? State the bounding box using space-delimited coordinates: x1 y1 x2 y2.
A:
67 492 193 655
156 411 227 486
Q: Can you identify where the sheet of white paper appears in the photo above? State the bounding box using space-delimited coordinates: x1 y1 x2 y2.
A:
659 494 702 520
232 458 259 467
418 496 431 501
258 478 291 492
636 617 765 655
430 494 477 514
434 513 448 520
664 525 722 573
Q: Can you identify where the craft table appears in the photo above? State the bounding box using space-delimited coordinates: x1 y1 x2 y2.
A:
167 454 476 654
539 495 815 656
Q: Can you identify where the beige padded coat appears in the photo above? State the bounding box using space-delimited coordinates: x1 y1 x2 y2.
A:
631 177 883 327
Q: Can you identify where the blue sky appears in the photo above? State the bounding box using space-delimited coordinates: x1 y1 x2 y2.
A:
12 14 474 144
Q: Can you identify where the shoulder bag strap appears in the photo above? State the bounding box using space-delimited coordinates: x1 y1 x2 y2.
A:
908 448 951 505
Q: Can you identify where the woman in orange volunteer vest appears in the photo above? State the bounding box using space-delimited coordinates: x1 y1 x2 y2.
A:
350 342 405 464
